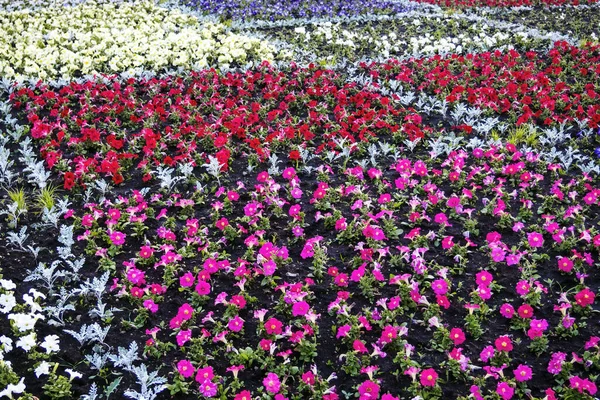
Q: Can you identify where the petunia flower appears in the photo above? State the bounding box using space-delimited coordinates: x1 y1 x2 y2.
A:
234 391 252 400
496 382 514 400
177 360 195 378
265 318 283 335
449 328 466 345
419 368 438 387
228 316 244 333
527 232 544 248
109 231 126 246
574 288 595 307
199 380 218 397
263 372 281 394
513 364 532 382
495 336 513 352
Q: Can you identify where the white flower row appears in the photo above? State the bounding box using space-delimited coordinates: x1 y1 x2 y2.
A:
0 1 277 80
291 17 537 58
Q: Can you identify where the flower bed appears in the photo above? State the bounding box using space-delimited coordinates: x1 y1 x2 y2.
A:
10 64 427 189
481 5 600 42
410 0 598 7
258 15 552 62
364 41 600 130
180 0 413 21
0 1 278 79
0 1 598 399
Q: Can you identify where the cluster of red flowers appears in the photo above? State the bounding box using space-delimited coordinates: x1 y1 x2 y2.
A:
365 41 600 128
11 63 428 189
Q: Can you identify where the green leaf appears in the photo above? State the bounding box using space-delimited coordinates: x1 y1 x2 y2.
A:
105 376 122 399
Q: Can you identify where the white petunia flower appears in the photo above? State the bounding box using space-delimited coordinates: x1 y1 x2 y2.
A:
65 368 83 381
0 336 13 353
0 280 16 290
35 361 52 378
0 377 26 399
0 294 16 314
16 333 36 352
40 335 60 354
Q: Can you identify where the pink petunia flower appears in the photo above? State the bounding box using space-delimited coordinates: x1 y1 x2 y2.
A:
198 380 218 397
500 304 515 318
557 257 573 272
195 366 214 383
177 360 195 378
228 316 244 333
358 380 380 400
419 368 438 387
476 271 493 287
234 391 252 400
496 382 514 400
527 232 544 248
265 318 283 335
263 373 281 394
176 329 192 346
495 336 513 352
574 288 595 307
109 231 126 246
449 328 466 345
518 304 534 319
513 364 532 382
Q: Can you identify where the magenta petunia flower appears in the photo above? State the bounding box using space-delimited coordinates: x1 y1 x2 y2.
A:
513 364 532 382
419 368 438 387
195 281 211 296
500 303 515 318
198 380 218 397
480 345 495 363
109 231 126 246
496 382 514 400
177 360 195 378
527 232 544 247
228 316 244 333
265 318 283 335
476 271 493 287
195 366 214 383
292 301 310 317
127 268 145 285
178 303 194 320
449 327 465 345
548 352 567 375
138 245 154 259
336 324 351 339
585 336 600 349
263 372 281 394
516 280 531 296
353 340 368 354
371 228 387 241
143 299 158 313
358 380 380 399
495 336 513 352
431 279 448 295
380 325 398 344
180 272 195 288
441 236 454 249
